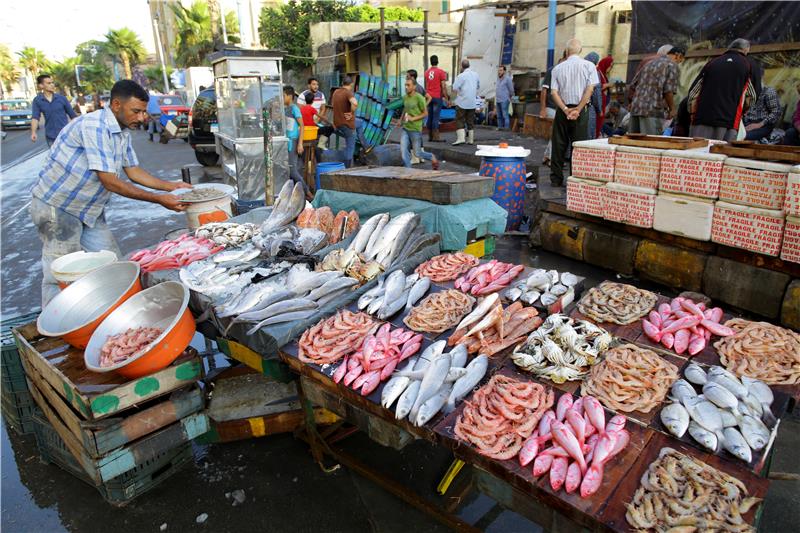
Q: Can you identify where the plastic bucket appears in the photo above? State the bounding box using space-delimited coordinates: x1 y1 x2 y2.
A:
479 156 527 231
303 125 319 141
50 250 118 289
185 196 233 230
315 161 346 191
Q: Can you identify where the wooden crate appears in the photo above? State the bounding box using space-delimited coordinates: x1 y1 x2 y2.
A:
318 166 495 205
609 134 707 150
13 321 203 421
710 141 800 164
523 114 552 139
198 408 339 444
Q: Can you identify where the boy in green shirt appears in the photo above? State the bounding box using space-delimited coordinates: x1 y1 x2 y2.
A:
401 78 439 169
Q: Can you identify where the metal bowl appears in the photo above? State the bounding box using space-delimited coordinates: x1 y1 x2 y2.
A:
84 281 195 378
37 261 142 349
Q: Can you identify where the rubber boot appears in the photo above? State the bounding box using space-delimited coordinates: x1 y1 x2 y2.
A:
452 128 466 146
467 130 474 145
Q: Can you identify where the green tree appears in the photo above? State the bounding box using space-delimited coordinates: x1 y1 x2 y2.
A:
105 28 146 79
259 0 356 71
171 1 240 67
17 46 50 80
346 5 424 22
82 63 113 104
143 65 174 89
0 44 19 98
76 39 109 64
51 57 80 97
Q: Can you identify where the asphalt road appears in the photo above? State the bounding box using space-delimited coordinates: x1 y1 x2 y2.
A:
1 128 48 170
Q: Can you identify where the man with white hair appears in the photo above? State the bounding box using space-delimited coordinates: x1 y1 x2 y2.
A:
548 38 599 187
688 38 762 141
451 59 480 146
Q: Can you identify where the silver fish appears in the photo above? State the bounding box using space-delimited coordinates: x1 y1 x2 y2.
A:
720 409 738 428
738 415 769 451
449 344 468 369
371 213 417 264
363 214 390 259
358 283 385 310
307 277 358 301
742 392 764 418
684 362 708 386
504 287 523 302
378 288 410 320
367 295 385 315
260 181 305 234
246 309 316 335
446 354 488 414
660 402 690 438
384 215 421 268
741 376 773 407
722 427 752 462
349 213 385 254
703 381 739 410
688 420 718 452
409 352 451 422
520 290 540 305
525 271 550 290
225 291 305 327
381 270 407 306
560 272 578 287
445 368 468 382
315 287 354 308
213 244 260 264
414 384 452 427
540 292 558 306
708 374 748 401
381 356 418 409
683 396 723 433
395 380 421 420
217 283 284 317
547 270 560 284
670 379 697 404
405 277 431 311
243 299 318 334
416 341 446 367
288 268 341 294
455 293 498 332
549 283 568 296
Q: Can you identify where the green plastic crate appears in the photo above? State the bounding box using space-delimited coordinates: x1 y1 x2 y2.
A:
1 311 37 435
1 311 39 368
32 413 194 506
2 391 38 434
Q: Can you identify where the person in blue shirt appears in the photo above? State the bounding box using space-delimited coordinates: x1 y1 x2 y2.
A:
146 93 163 141
283 86 312 200
30 74 77 147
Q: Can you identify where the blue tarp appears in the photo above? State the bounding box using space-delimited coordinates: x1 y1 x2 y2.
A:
312 190 507 251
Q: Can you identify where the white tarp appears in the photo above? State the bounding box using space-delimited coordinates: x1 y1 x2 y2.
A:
460 7 505 100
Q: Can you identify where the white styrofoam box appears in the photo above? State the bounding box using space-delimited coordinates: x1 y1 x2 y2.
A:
711 201 785 256
613 145 663 189
719 157 791 210
659 149 726 199
781 215 800 264
653 192 716 241
784 165 800 217
566 176 606 217
571 139 617 182
603 182 657 228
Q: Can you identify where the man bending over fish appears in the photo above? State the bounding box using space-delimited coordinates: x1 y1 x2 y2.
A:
30 80 192 306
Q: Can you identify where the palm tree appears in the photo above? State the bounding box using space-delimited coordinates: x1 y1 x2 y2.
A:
171 1 240 67
0 45 19 98
82 63 113 106
51 57 80 98
104 28 145 79
17 46 49 80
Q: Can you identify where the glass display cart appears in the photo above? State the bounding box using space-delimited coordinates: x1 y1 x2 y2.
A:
210 48 288 204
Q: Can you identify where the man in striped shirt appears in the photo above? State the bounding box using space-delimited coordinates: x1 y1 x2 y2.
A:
548 39 599 187
30 80 191 306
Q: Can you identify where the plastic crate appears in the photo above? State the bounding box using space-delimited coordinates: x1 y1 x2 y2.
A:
32 413 194 506
2 390 38 435
1 311 39 370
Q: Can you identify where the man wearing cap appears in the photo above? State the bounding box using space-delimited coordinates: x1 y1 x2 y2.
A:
628 46 684 135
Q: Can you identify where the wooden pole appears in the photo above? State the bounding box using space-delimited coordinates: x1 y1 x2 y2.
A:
344 42 352 74
423 9 429 73
379 7 387 82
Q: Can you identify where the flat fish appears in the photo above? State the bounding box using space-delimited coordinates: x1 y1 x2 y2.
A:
670 379 697 404
703 381 739 410
684 362 708 386
688 420 718 452
722 427 753 463
659 402 689 438
683 396 723 433
741 376 773 407
739 415 769 451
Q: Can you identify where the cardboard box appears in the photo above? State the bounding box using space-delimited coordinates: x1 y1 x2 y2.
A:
719 157 790 210
659 149 726 199
781 215 800 264
711 201 785 256
566 176 605 217
784 165 800 217
571 139 616 182
613 145 662 189
653 192 715 241
604 182 656 228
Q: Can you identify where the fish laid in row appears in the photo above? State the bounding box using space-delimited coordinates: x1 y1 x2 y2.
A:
519 393 630 498
714 318 800 385
403 289 475 334
414 252 479 282
581 344 679 413
357 270 432 320
503 268 579 310
577 281 657 325
511 313 611 383
297 206 360 244
448 300 542 356
298 310 379 366
641 296 734 355
345 212 423 269
455 260 525 296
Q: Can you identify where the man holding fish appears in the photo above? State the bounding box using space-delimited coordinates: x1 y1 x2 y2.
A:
29 80 192 306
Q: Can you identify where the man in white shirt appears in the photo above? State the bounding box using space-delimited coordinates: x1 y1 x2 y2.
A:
299 77 326 112
451 59 480 146
549 39 599 186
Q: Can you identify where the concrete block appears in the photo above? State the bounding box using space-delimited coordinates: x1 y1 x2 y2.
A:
781 280 800 331
703 256 791 319
635 240 707 292
538 213 585 261
583 225 639 275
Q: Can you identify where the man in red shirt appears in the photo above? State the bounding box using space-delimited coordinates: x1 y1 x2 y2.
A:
424 55 448 142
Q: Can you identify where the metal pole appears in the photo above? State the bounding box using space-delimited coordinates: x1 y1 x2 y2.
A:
546 0 557 70
379 7 387 82
236 0 246 45
423 9 429 73
152 17 170 93
221 7 229 44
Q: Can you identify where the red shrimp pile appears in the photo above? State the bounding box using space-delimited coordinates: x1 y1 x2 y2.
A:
130 234 224 272
100 326 163 367
641 297 734 355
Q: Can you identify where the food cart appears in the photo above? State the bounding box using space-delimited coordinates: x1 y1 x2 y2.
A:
210 48 289 205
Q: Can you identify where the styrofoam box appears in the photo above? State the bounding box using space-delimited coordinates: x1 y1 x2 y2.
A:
784 165 800 217
711 200 785 256
719 157 791 210
613 146 662 189
659 149 726 199
571 139 616 182
781 215 800 264
604 182 657 228
653 192 715 241
566 176 606 217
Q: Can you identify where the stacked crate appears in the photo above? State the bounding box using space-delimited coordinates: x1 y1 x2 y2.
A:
781 165 800 263
567 139 615 218
13 319 209 506
355 72 395 149
1 312 40 435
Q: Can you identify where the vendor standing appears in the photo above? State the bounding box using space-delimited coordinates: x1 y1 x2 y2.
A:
30 80 191 306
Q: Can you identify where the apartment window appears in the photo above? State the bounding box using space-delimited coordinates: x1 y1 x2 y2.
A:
617 10 632 24
519 19 529 32
585 11 599 24
556 12 566 25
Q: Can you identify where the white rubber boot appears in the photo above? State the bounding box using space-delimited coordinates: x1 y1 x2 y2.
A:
467 130 474 145
452 129 466 146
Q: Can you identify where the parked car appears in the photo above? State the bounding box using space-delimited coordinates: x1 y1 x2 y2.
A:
1 99 33 130
188 88 219 166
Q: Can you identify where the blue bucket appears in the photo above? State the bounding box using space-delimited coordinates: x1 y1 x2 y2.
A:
315 162 346 191
479 156 527 231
